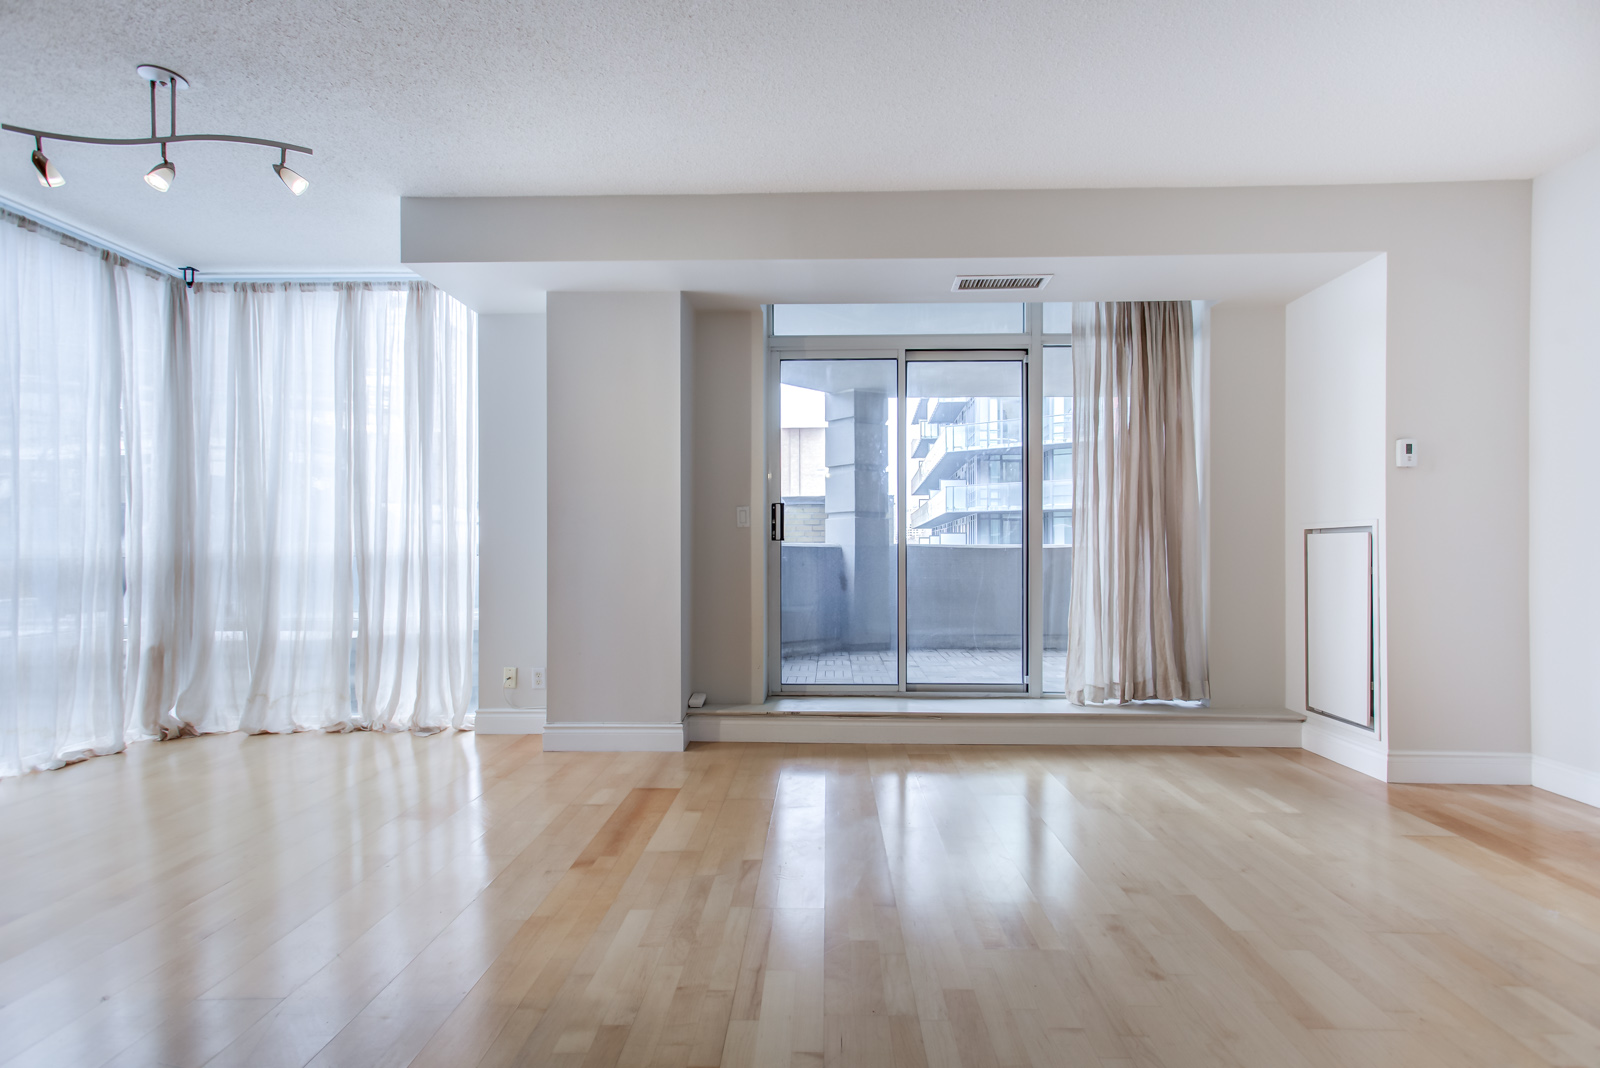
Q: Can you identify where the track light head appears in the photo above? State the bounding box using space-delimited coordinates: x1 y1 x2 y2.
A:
273 161 308 196
144 156 175 193
31 143 63 187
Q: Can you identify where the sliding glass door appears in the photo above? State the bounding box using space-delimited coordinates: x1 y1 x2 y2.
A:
767 303 1074 697
904 357 1025 688
777 359 899 687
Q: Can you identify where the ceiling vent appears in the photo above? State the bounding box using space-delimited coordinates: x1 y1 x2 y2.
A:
951 274 1053 292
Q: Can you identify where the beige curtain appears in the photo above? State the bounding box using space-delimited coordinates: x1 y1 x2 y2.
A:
1067 301 1207 704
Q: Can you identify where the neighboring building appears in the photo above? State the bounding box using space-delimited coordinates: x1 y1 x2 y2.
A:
907 395 1073 545
779 426 828 543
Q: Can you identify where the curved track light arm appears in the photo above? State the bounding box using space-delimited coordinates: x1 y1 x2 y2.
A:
1 126 313 156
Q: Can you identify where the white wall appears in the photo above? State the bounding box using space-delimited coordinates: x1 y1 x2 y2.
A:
1208 303 1286 711
1530 143 1600 807
476 314 548 732
690 310 766 704
545 292 690 749
1286 258 1390 778
413 182 1533 764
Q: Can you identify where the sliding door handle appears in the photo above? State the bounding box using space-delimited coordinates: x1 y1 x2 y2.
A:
771 502 785 542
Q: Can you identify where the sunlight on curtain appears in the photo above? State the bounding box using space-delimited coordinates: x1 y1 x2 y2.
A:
0 213 130 775
344 284 476 732
2 208 478 776
127 282 477 738
1067 301 1207 705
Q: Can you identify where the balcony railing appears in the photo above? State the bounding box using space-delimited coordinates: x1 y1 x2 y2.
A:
909 479 1072 528
1043 412 1073 446
911 418 1022 493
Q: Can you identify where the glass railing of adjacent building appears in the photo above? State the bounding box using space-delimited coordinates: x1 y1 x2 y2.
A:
910 418 1023 494
909 478 1072 529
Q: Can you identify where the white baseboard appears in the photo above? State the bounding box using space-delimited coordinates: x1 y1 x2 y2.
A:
1387 750 1532 785
1532 755 1600 808
1300 715 1388 781
687 712 1301 747
543 721 687 752
474 709 546 734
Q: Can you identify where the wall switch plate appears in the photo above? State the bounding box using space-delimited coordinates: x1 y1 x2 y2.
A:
502 666 517 689
735 506 750 528
1395 439 1417 468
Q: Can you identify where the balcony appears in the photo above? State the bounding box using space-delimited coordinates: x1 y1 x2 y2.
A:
909 418 1022 494
1043 411 1073 446
909 479 1071 529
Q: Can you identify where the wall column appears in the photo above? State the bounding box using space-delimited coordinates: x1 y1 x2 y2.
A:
545 292 690 750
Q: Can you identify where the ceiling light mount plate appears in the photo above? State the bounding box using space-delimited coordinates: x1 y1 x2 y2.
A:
135 65 189 90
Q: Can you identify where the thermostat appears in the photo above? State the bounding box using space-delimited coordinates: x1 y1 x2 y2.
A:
1395 439 1417 468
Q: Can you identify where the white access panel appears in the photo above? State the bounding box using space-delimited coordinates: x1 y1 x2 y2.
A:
1305 527 1375 728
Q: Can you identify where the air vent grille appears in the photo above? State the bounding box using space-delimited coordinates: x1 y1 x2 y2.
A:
952 274 1053 292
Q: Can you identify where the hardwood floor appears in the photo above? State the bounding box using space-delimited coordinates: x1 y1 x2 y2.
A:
2 733 1599 1067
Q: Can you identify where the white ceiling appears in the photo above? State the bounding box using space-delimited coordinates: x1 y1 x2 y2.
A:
1 0 1597 274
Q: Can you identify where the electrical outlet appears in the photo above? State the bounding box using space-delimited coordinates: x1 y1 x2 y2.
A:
534 669 544 687
502 666 517 689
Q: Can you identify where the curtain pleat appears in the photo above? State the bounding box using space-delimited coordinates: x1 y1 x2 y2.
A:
1 215 130 774
1066 301 1207 705
345 284 475 732
3 209 477 777
133 281 476 737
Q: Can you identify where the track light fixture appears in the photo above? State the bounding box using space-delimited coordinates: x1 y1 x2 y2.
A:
144 145 175 192
273 149 308 196
30 138 63 187
4 64 312 196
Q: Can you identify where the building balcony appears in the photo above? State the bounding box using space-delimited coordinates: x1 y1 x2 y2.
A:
909 418 1022 494
909 479 1071 529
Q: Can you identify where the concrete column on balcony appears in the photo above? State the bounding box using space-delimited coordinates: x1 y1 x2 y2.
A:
823 386 895 652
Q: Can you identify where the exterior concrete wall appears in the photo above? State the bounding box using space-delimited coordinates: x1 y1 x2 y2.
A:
780 544 1071 654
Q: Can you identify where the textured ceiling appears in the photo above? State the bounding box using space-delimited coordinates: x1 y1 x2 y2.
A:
0 0 1597 273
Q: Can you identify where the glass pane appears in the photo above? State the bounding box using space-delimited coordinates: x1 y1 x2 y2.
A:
905 360 1024 686
1042 302 1073 334
779 359 898 686
773 303 1025 336
1043 346 1073 692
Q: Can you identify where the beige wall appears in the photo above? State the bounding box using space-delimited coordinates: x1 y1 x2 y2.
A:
1530 142 1600 805
1285 259 1389 774
476 313 547 720
546 292 689 738
423 180 1533 761
1208 303 1287 711
690 310 766 704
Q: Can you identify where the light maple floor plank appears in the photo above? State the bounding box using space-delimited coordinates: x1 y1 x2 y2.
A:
1 732 1598 1067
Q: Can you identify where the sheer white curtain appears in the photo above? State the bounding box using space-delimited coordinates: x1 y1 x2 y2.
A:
127 282 476 738
2 208 477 776
0 213 136 775
344 284 476 732
1067 301 1207 705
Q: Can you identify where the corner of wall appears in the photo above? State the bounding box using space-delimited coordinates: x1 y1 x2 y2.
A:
1529 141 1600 805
